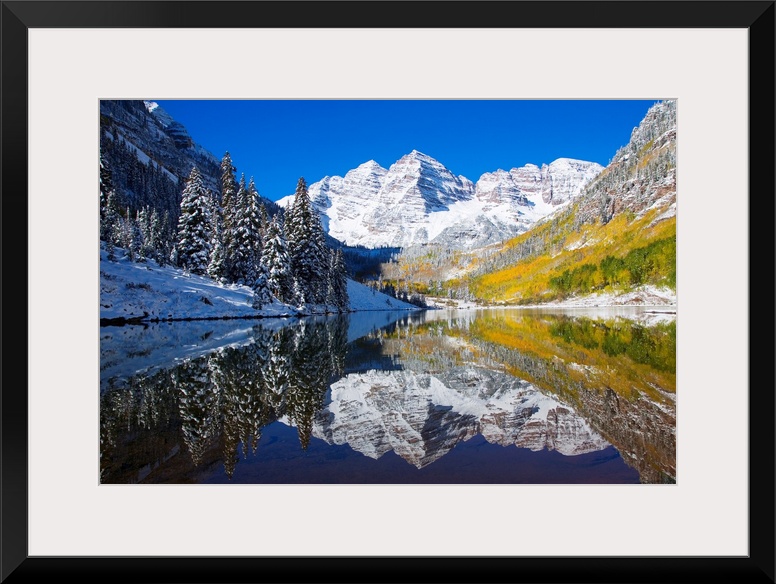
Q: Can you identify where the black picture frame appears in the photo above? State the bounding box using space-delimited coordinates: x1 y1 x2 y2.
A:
2 1 774 582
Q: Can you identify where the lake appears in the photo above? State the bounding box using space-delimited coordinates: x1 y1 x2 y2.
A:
100 307 676 484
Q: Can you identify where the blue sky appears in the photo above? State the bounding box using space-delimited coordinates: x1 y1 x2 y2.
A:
153 99 659 202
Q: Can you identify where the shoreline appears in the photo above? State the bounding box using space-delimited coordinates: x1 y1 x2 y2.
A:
100 306 423 327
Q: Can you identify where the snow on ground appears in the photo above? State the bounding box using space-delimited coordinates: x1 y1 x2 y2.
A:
428 284 676 311
526 285 676 309
100 246 419 324
425 297 481 309
345 279 419 311
100 248 296 322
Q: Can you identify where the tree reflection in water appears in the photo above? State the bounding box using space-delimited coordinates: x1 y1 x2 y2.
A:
100 309 675 484
100 316 349 483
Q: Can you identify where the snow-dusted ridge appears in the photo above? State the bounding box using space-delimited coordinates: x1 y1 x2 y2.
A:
278 150 603 249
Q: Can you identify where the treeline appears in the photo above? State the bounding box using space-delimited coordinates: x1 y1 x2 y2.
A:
373 243 476 305
100 150 349 313
548 236 676 297
471 209 576 279
341 245 401 280
100 127 183 220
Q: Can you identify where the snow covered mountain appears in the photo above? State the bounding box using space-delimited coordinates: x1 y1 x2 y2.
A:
100 99 284 228
575 99 677 225
277 150 603 250
100 99 222 193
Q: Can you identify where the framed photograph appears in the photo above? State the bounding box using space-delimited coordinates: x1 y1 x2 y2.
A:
5 1 774 582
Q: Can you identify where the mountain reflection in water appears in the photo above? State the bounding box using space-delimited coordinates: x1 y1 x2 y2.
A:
100 308 675 484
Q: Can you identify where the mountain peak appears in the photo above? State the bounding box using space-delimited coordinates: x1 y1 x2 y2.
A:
143 100 176 129
551 157 583 165
358 159 386 171
550 157 603 168
403 149 436 162
393 150 450 175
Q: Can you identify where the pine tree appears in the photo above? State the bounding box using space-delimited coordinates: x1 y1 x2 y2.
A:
327 248 349 312
247 177 265 260
148 208 166 266
230 175 264 285
292 279 306 308
259 201 269 236
226 174 247 282
325 250 337 309
220 152 239 280
208 201 227 282
102 190 121 256
220 152 238 213
135 207 150 262
175 166 213 275
313 218 331 303
157 210 174 266
286 177 329 305
118 209 140 261
99 151 114 240
283 177 304 252
261 215 295 304
251 263 275 310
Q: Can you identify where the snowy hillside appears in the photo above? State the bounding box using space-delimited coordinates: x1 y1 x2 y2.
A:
100 246 420 324
100 99 222 193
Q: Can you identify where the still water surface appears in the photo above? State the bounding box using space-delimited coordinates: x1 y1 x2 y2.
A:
100 308 675 484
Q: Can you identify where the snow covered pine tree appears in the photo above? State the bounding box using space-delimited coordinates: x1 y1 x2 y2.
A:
175 166 213 276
